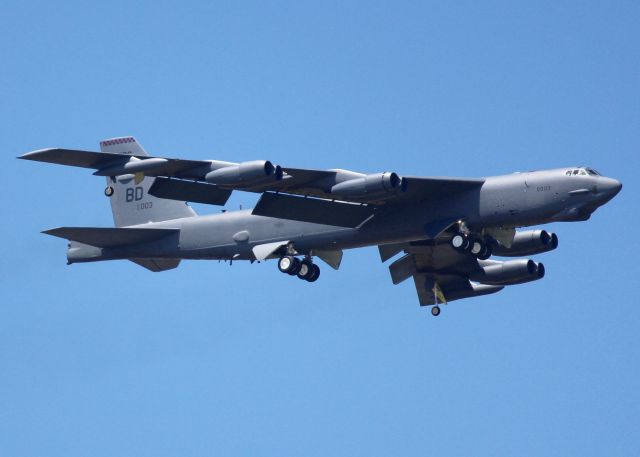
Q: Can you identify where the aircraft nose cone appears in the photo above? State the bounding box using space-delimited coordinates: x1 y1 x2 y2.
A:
597 177 622 202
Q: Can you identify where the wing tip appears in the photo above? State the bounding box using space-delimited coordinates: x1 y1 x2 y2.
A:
42 227 63 236
18 148 58 160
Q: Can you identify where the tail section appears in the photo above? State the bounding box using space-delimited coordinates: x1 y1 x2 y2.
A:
100 136 196 227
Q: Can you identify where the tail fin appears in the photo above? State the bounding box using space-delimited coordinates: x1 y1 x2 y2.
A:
100 137 196 227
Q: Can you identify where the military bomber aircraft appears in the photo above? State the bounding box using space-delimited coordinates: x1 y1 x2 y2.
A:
20 137 622 316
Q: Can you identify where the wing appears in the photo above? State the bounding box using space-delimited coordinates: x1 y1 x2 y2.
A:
20 145 484 227
381 240 504 306
19 148 215 180
249 169 484 203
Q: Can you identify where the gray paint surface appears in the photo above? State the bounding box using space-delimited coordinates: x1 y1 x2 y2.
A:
20 137 622 309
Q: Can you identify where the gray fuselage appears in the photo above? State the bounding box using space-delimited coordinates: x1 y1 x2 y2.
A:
69 167 622 264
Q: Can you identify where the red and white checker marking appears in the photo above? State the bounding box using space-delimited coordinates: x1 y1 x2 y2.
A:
100 137 136 147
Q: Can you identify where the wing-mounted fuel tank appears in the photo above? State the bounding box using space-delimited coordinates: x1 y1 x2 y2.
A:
491 229 558 257
470 259 545 286
205 160 283 188
329 171 407 199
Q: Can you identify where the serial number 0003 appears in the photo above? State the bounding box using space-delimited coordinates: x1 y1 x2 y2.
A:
137 201 153 210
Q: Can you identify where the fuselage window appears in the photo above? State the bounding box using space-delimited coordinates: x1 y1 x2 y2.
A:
586 168 599 176
579 170 587 175
572 170 579 175
565 170 572 176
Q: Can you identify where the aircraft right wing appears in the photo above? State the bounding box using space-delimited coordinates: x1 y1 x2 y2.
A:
380 240 546 307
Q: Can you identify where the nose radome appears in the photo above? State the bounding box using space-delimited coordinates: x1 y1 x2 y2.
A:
598 178 622 198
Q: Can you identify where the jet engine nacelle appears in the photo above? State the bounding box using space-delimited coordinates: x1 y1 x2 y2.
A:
330 172 406 198
492 230 558 257
443 283 504 303
470 259 545 286
205 160 282 188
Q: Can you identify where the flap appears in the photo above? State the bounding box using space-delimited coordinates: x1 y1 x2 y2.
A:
378 242 407 262
130 258 181 272
149 178 232 205
423 217 459 239
402 176 484 198
43 227 179 248
388 254 416 284
313 249 343 270
252 193 375 228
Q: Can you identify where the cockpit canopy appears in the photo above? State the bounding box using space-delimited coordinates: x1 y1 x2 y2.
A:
565 167 600 176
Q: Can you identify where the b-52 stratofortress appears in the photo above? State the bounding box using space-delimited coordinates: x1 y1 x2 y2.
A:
20 137 622 316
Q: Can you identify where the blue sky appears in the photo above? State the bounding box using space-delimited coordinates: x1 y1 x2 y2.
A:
1 1 638 455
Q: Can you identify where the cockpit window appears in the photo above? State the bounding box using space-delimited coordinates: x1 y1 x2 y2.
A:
567 168 598 176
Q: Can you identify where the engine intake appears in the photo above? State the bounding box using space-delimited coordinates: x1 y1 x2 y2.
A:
330 172 407 198
492 230 558 257
205 160 282 188
470 259 545 286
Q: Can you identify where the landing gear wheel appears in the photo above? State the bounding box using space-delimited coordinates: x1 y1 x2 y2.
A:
278 256 299 274
297 259 314 280
287 257 302 275
451 234 466 250
477 244 492 260
470 240 483 255
306 264 320 282
463 236 476 253
431 306 441 317
104 186 114 197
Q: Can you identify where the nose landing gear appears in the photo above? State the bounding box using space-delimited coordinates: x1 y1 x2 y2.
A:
450 233 493 260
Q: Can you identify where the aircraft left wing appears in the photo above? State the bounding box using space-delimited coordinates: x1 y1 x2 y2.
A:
20 143 484 225
19 148 217 180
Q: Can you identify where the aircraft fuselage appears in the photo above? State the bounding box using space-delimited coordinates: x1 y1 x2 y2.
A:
68 167 621 264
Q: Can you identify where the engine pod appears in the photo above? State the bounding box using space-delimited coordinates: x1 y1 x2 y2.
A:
205 160 281 188
330 172 405 198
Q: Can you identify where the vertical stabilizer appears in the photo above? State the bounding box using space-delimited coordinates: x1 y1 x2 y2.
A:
100 136 196 227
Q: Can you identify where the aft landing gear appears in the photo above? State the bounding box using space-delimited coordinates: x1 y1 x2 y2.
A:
104 186 115 197
278 256 300 275
278 256 320 282
297 259 320 282
431 306 441 317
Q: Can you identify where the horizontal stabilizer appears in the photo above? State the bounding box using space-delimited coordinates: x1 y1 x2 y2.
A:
43 227 180 248
149 178 232 206
252 192 375 228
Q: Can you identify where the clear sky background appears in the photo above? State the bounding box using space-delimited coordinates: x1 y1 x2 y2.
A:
1 1 638 455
